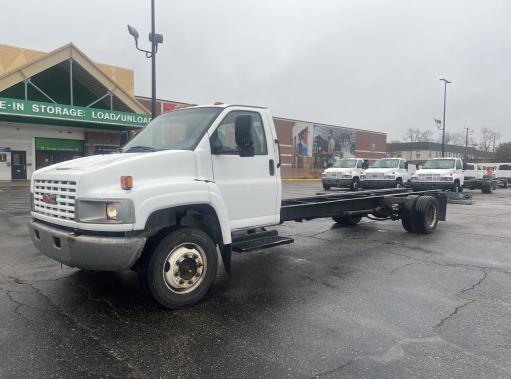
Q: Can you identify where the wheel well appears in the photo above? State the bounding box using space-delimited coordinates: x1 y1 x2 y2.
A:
144 204 223 246
396 177 403 182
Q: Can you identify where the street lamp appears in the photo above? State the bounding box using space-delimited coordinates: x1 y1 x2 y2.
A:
439 78 452 157
127 0 163 118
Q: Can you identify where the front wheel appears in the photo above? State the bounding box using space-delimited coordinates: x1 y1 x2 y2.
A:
139 227 218 309
396 178 403 188
451 181 461 193
323 183 331 190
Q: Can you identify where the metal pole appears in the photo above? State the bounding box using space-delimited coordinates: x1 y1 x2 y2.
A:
442 81 447 157
151 0 157 118
464 126 469 159
69 59 74 105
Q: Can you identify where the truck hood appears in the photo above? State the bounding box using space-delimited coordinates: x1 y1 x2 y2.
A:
324 167 356 174
32 150 201 197
37 153 143 173
363 168 398 174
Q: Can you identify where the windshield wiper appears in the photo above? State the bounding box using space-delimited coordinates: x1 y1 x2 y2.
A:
123 146 159 153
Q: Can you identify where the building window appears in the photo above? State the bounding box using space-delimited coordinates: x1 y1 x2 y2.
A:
370 143 376 152
416 152 420 159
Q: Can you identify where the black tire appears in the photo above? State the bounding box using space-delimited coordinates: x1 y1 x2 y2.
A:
139 227 218 309
451 180 461 193
350 178 361 191
332 214 362 226
323 183 331 190
413 196 439 234
396 178 404 188
503 180 509 189
482 185 494 194
401 195 418 233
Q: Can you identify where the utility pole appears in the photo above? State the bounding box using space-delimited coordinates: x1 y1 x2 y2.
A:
463 126 472 160
439 78 452 157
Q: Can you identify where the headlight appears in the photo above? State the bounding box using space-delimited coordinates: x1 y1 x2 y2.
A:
106 202 121 220
361 175 366 179
342 175 352 179
440 177 454 181
384 175 395 180
410 176 417 181
76 199 135 224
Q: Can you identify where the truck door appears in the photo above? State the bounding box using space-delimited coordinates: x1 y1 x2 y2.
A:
11 151 27 180
210 110 279 229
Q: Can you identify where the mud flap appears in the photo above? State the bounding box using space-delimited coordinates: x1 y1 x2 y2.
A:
220 244 232 275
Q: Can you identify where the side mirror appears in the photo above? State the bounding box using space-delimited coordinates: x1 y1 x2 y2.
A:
120 131 130 147
235 115 255 157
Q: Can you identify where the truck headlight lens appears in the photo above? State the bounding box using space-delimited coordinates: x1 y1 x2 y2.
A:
342 175 352 179
106 202 121 220
361 175 366 179
384 175 395 179
76 199 135 224
440 177 454 181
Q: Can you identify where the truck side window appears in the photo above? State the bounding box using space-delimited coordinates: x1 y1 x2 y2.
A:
456 160 463 169
399 160 406 169
357 160 364 168
214 111 267 155
500 164 511 170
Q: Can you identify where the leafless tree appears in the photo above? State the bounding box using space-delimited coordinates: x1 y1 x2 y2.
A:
419 129 434 142
439 131 465 145
403 128 421 142
478 127 501 152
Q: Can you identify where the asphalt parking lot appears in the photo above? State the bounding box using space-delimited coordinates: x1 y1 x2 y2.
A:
1 182 511 378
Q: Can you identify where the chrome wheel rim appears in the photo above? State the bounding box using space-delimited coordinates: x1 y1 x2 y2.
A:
163 243 207 294
427 204 437 228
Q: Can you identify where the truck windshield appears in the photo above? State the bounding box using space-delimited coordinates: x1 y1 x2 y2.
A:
333 159 357 168
372 159 399 168
423 159 455 169
122 107 222 152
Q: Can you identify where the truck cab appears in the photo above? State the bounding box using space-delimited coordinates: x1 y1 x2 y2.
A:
410 157 464 192
360 158 409 189
321 158 368 190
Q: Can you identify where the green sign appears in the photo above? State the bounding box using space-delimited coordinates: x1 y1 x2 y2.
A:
0 97 151 128
35 138 84 152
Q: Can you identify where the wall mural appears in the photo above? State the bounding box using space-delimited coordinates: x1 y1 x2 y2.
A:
292 122 356 169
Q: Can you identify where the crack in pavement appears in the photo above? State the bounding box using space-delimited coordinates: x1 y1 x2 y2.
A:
434 269 488 331
1 279 145 379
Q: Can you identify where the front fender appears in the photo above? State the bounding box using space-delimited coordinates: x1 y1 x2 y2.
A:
133 179 232 244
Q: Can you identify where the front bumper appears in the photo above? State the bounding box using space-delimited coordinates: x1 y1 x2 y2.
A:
322 178 353 187
410 181 454 191
361 180 398 189
29 220 146 271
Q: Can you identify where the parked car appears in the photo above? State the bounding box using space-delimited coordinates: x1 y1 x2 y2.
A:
321 158 369 190
360 158 409 189
410 158 464 192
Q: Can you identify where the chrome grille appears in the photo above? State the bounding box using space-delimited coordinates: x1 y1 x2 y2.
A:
365 172 384 180
418 174 441 182
33 179 77 221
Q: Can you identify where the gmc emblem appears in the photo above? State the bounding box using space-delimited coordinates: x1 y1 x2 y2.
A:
42 194 57 205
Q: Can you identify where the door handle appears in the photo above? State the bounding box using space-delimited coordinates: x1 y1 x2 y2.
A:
269 159 275 176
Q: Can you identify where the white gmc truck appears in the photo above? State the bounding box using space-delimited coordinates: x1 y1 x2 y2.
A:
321 158 369 190
29 104 447 309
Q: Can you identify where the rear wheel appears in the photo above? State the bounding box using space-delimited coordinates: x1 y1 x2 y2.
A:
323 183 331 190
502 180 509 188
138 227 218 309
482 185 494 194
413 196 439 234
332 214 362 226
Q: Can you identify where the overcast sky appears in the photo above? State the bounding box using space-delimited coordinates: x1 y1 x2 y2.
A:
2 0 510 142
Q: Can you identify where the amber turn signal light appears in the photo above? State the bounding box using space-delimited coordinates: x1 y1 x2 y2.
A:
121 176 133 190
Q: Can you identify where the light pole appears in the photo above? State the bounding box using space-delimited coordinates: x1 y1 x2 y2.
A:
127 0 163 118
439 78 451 157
